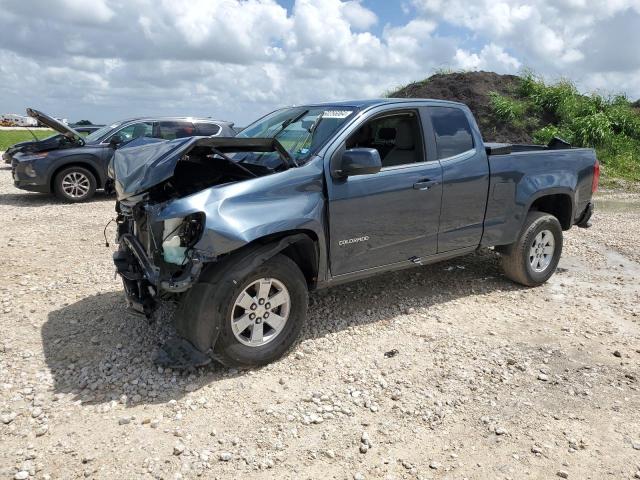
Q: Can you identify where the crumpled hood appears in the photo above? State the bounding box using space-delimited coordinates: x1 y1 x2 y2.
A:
112 136 292 200
112 136 195 200
26 108 83 143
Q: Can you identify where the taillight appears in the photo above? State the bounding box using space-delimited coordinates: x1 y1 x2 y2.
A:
592 159 600 193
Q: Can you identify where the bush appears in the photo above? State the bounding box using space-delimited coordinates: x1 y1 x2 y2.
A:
607 103 640 140
516 72 640 181
569 112 614 147
489 92 526 123
597 136 640 181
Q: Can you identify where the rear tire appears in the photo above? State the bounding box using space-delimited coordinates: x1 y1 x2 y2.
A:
53 166 96 202
500 211 563 286
180 254 308 367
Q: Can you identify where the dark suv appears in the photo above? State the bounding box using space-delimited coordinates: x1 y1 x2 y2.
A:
10 109 236 202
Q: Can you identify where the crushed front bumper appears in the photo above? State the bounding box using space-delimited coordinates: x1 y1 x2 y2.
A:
113 231 205 316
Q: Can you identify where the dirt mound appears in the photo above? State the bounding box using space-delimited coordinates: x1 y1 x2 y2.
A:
389 71 533 143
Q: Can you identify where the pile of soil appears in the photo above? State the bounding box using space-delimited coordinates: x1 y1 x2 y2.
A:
389 71 533 143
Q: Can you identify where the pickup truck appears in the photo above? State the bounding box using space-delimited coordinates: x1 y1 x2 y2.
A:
111 99 598 368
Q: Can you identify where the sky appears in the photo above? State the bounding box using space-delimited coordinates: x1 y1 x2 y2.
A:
0 0 639 125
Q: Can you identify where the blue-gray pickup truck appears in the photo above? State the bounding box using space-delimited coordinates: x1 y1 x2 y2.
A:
111 98 599 368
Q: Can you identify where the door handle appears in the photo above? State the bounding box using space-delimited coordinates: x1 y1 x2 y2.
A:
413 179 439 190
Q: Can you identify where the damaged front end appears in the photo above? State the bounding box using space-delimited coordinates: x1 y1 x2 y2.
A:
110 136 292 317
113 203 207 316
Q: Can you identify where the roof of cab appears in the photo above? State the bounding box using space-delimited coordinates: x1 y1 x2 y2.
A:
301 98 466 109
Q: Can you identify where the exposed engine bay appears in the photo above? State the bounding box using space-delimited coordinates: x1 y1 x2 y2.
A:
151 146 273 200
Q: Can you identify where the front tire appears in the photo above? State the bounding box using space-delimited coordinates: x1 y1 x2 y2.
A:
182 254 308 367
500 211 563 286
53 166 96 202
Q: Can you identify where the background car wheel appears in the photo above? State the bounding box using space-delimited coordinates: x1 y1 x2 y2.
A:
54 166 96 202
178 253 308 368
500 211 563 286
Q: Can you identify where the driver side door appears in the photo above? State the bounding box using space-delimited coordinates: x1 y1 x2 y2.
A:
327 109 443 276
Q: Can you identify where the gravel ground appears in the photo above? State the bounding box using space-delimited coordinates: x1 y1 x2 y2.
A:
1 163 639 480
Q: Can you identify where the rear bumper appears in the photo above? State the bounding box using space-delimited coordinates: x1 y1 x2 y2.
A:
575 202 593 228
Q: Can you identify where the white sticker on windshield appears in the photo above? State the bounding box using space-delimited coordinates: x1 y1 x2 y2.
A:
323 110 352 119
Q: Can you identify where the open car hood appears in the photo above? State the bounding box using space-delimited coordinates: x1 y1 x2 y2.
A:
26 108 83 143
112 136 292 200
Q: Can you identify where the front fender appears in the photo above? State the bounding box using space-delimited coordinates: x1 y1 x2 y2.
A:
149 159 327 264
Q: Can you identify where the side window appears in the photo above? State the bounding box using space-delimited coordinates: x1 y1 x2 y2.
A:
195 122 221 136
158 121 196 140
112 122 154 142
430 107 474 159
345 111 424 168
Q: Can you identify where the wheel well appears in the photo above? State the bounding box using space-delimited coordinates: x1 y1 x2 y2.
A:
248 230 319 288
50 162 102 191
277 232 319 289
529 194 572 230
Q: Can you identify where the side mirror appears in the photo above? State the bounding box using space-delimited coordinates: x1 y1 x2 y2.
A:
335 148 382 177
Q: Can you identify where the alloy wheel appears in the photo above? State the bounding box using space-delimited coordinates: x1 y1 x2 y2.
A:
61 171 90 198
230 277 291 347
529 229 555 272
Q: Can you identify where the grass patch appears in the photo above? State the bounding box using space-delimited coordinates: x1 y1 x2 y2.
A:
489 92 527 124
0 129 56 151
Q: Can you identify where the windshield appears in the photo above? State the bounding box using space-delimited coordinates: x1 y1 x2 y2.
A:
236 106 355 167
84 122 122 143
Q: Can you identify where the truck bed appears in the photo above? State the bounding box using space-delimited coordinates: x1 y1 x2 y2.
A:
481 143 597 248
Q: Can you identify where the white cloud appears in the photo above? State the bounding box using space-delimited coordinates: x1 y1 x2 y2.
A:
454 44 521 72
341 0 378 30
4 0 116 25
412 0 640 94
0 0 638 125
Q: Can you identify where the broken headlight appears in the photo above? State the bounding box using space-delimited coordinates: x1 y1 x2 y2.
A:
161 213 204 265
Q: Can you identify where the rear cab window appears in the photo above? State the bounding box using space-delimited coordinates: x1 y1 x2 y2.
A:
429 107 474 159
